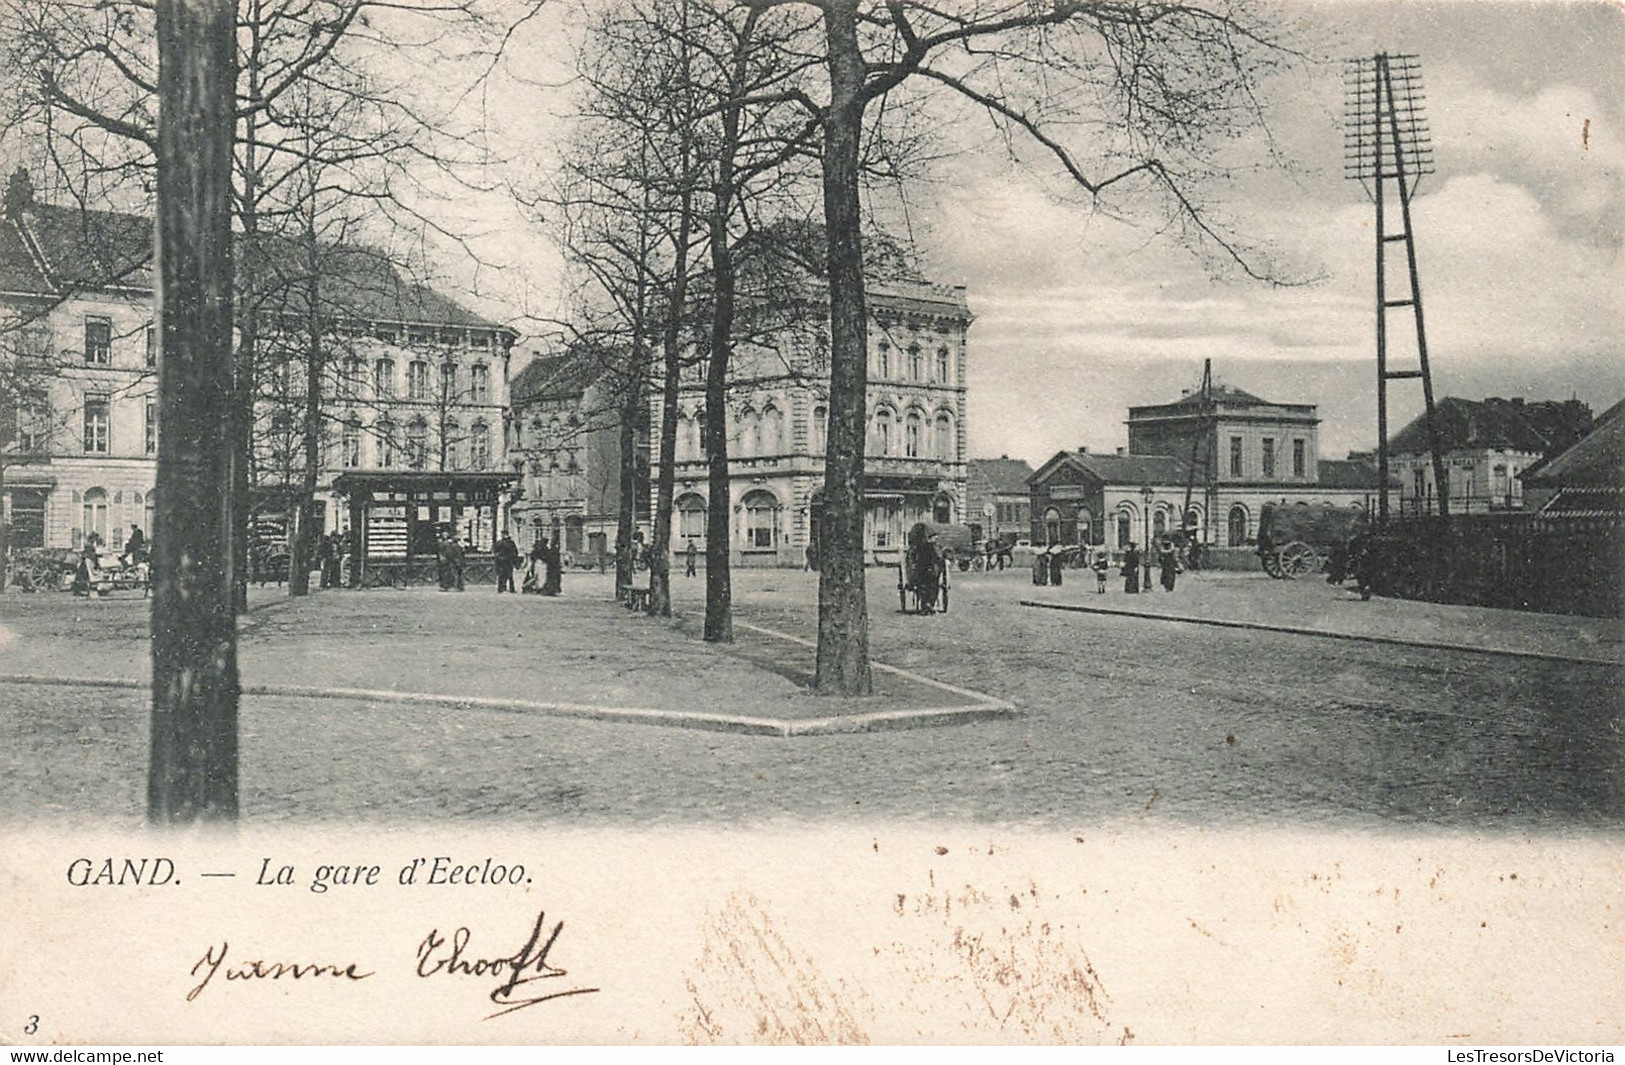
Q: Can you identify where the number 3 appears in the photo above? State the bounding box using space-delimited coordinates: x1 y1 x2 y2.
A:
24 1015 39 1035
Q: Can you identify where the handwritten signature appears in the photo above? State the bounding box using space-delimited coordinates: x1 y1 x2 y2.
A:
417 909 600 1020
186 909 598 1020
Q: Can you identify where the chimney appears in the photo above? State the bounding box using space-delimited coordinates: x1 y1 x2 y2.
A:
1511 397 1524 406
1115 446 1126 456
1077 445 1088 454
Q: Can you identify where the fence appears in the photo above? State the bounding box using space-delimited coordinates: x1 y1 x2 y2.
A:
1369 513 1623 618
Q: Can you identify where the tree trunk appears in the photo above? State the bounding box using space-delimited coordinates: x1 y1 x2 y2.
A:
650 191 695 620
616 367 640 600
703 207 737 643
0 466 10 594
813 0 872 695
149 0 239 824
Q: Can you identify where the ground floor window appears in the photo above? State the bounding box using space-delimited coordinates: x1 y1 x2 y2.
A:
1153 509 1168 539
1227 504 1249 546
6 489 47 548
677 494 706 543
82 488 109 547
1116 509 1133 548
564 515 585 554
1044 506 1062 544
933 493 953 524
742 490 778 549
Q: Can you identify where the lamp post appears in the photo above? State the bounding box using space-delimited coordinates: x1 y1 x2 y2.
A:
1140 485 1154 593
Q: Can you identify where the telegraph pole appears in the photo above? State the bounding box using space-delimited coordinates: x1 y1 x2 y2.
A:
1344 53 1448 523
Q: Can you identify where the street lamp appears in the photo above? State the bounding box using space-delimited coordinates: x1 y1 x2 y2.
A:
1140 485 1154 593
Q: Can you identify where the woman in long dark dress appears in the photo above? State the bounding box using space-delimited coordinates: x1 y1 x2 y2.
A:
1122 542 1141 593
1158 537 1178 592
542 537 562 596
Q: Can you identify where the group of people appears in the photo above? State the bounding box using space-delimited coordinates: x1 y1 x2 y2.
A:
1117 538 1181 594
72 526 150 595
1027 538 1185 595
493 532 562 596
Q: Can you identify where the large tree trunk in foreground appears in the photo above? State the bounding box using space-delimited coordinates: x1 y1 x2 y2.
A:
813 0 872 695
149 0 239 824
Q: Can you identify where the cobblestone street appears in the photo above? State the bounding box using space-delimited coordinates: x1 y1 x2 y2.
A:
1 567 1620 830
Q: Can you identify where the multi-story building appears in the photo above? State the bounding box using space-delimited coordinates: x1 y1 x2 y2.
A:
1029 382 1388 553
506 352 645 562
648 278 971 566
1387 396 1592 514
0 173 517 575
965 456 1033 544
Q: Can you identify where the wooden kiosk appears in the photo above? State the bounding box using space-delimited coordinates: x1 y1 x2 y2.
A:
331 470 517 588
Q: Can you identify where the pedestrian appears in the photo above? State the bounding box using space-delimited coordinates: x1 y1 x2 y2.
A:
1048 545 1064 587
1092 546 1110 593
448 534 466 591
317 532 335 589
524 536 545 593
1122 541 1141 594
983 539 995 572
494 531 520 593
1348 529 1373 601
434 530 453 591
120 525 146 567
542 535 562 596
685 538 697 577
1031 546 1047 586
1158 536 1178 592
613 537 629 600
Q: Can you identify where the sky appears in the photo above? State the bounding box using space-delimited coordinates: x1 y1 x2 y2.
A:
434 0 1625 467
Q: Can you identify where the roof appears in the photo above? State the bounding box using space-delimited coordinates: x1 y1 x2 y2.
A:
1 197 506 333
1521 397 1625 489
967 457 1034 495
1316 458 1393 489
1171 383 1268 407
509 353 603 404
1030 449 1188 487
1388 396 1593 456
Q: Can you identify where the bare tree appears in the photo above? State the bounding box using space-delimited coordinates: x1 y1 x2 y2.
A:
737 0 1299 693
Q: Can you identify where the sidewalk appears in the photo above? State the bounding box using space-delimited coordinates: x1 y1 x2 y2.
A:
0 579 1008 734
1019 569 1625 665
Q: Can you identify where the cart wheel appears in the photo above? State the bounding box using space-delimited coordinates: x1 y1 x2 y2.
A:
1261 552 1283 579
1279 541 1318 580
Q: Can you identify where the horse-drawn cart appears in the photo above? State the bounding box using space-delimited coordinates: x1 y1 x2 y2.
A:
1256 502 1368 580
898 522 972 614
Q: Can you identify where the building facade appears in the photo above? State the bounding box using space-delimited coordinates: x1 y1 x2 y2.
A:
965 456 1034 545
1387 396 1592 515
0 174 516 567
650 279 972 566
506 353 645 563
1030 384 1387 554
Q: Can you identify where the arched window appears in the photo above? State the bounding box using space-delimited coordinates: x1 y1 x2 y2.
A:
1153 509 1168 539
408 360 429 400
144 489 155 535
341 415 362 468
469 420 489 469
811 404 828 455
406 418 428 469
935 411 953 460
695 407 709 455
440 362 459 401
372 358 395 398
904 409 923 457
876 340 891 379
343 357 365 393
1227 504 1249 547
1044 506 1062 544
530 418 546 454
936 345 950 383
376 420 396 466
908 344 923 381
549 417 563 468
737 407 757 457
82 487 109 546
761 404 782 455
1117 507 1134 549
1183 507 1202 537
469 363 490 403
742 489 778 549
1076 508 1093 545
933 493 953 524
872 407 893 456
677 493 707 544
